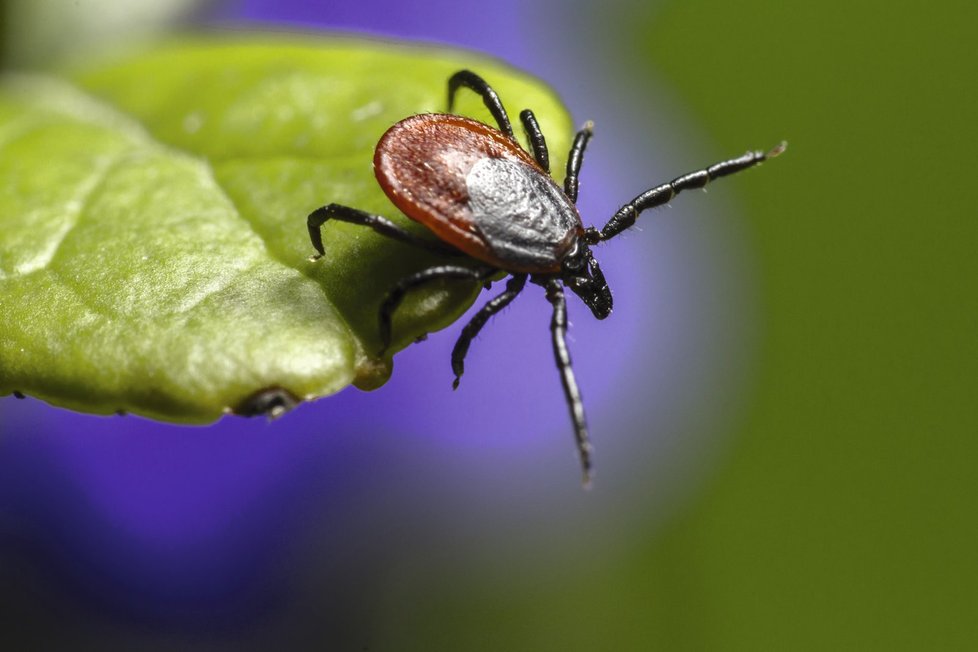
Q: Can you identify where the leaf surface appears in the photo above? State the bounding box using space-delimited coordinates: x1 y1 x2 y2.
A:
0 36 572 420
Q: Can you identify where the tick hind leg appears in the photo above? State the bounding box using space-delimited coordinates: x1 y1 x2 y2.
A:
378 265 497 355
451 274 527 389
307 204 460 260
545 279 593 487
447 70 515 140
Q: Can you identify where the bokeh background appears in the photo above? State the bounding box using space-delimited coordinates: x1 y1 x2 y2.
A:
2 0 976 649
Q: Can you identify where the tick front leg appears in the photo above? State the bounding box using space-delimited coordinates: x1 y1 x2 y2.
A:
564 121 594 203
307 204 460 260
519 109 549 172
451 274 527 389
378 265 497 355
545 279 593 487
596 141 787 241
447 70 515 140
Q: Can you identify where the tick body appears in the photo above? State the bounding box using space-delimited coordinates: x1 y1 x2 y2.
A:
375 114 581 274
308 70 784 485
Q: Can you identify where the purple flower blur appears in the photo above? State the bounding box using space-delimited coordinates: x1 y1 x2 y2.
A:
0 0 757 640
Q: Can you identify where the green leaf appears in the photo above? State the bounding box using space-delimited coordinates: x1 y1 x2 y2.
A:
0 36 572 421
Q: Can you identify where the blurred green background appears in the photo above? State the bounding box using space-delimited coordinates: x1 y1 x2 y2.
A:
582 1 976 649
3 0 976 649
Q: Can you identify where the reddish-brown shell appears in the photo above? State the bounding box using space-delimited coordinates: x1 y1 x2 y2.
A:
373 113 581 274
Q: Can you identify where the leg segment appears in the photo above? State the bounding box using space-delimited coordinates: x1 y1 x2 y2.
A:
378 265 497 355
596 141 787 241
307 203 460 260
519 109 550 172
447 70 515 139
451 274 528 389
545 279 593 486
564 121 594 203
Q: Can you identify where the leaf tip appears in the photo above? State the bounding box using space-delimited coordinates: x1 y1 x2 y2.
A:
352 356 394 391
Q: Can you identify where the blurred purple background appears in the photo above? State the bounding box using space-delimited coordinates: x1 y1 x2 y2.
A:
0 0 757 645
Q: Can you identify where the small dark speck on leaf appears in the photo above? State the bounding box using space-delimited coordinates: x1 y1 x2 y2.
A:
12 391 25 399
234 386 300 419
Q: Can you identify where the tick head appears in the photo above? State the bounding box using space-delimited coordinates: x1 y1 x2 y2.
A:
561 242 613 320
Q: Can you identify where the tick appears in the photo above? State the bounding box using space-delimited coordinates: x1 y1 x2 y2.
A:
308 70 784 485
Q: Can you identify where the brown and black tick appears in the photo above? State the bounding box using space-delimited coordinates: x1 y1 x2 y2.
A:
308 69 785 485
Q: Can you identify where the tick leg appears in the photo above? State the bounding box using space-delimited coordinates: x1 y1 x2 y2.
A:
378 265 497 355
594 141 787 241
447 70 515 140
307 203 460 260
519 109 550 172
563 121 594 203
545 279 593 487
451 274 527 389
